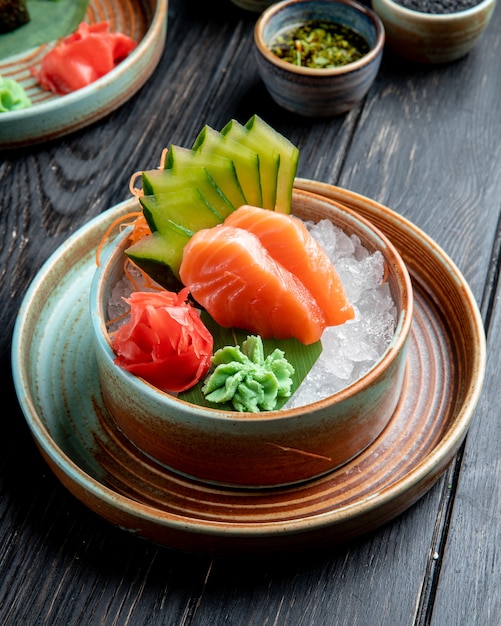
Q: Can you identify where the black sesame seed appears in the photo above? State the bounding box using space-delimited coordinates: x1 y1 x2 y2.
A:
393 0 483 14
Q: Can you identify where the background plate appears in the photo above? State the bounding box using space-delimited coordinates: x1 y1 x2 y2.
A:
11 183 486 554
0 0 167 149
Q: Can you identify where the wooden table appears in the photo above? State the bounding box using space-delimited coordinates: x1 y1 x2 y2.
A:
1 0 500 623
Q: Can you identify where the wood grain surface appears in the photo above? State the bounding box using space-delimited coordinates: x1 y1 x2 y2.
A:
1 0 500 624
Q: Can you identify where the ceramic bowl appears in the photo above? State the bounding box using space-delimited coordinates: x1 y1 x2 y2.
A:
254 0 385 117
371 0 496 63
90 189 413 488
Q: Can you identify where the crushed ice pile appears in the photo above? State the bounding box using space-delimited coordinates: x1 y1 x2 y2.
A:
107 218 397 408
284 219 397 408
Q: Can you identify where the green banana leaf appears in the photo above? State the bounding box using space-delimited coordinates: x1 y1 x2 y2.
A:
0 0 90 61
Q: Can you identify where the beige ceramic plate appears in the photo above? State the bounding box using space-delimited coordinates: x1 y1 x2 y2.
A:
0 0 167 149
11 182 486 554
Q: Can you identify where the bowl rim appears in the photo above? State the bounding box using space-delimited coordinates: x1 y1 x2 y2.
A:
254 0 385 77
372 0 496 21
91 188 414 422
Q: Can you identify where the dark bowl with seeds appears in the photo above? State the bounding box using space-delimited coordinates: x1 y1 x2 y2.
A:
254 0 385 117
371 0 496 63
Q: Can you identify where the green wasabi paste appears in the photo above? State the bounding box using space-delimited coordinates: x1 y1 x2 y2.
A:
0 75 31 112
202 335 295 413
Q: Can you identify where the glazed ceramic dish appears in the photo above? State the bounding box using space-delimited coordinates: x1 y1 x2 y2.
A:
91 189 412 488
11 181 486 554
371 0 496 63
0 0 168 149
254 0 385 116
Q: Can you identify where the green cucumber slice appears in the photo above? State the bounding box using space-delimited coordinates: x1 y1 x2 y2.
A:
244 115 299 214
140 190 223 236
142 167 234 220
221 118 280 211
125 229 188 288
164 144 246 210
192 125 263 208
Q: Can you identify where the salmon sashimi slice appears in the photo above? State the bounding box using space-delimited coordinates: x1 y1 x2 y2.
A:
224 205 355 327
179 224 327 345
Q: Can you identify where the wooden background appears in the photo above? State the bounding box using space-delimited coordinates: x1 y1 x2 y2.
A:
1 0 500 623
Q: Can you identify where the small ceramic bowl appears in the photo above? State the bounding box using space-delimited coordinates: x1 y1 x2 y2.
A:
90 189 413 488
254 0 385 117
371 0 496 63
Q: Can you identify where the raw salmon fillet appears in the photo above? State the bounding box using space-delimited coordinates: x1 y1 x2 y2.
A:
179 224 327 345
225 205 355 326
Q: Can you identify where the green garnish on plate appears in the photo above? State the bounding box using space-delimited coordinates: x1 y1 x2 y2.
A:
0 75 31 111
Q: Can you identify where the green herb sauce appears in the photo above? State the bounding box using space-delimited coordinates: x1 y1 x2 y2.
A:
269 20 370 69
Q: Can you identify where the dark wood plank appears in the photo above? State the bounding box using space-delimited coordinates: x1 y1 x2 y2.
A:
428 240 501 623
185 483 448 626
337 33 501 299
